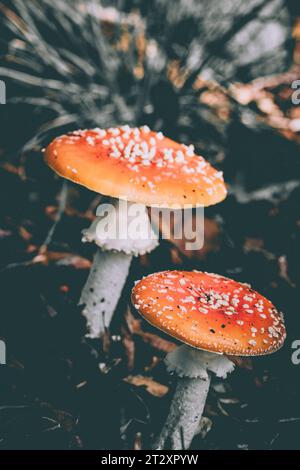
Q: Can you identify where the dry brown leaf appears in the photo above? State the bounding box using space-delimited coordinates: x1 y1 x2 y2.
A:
121 325 136 371
0 229 12 239
134 432 143 451
54 254 92 269
244 237 264 252
151 211 221 261
227 356 253 370
19 226 32 241
45 205 93 221
135 330 177 354
33 251 91 269
0 162 21 175
169 246 184 265
293 18 300 39
278 255 296 288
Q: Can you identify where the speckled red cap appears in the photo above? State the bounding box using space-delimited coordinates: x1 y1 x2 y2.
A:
45 126 226 208
131 270 286 356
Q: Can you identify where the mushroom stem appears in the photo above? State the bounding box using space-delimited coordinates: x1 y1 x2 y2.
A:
154 375 211 450
80 197 158 337
79 249 132 338
154 345 235 450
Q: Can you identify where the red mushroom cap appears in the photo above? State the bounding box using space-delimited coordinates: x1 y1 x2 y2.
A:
132 270 286 356
45 126 226 208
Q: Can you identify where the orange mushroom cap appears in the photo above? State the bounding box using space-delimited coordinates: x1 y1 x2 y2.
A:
132 270 286 356
45 126 226 208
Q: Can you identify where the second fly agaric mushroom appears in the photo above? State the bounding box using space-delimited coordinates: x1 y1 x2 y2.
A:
132 270 286 450
45 126 226 337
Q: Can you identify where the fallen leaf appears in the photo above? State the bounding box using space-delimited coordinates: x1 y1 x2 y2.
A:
227 356 253 370
121 325 136 371
33 251 91 269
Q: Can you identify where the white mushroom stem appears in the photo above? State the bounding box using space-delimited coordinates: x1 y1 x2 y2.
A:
155 375 211 450
154 344 235 450
79 198 158 337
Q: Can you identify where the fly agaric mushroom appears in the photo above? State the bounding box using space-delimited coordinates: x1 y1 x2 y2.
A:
132 270 286 450
45 126 226 337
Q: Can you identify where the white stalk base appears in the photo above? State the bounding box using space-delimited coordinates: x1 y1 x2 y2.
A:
154 345 235 450
80 248 132 338
154 375 211 450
